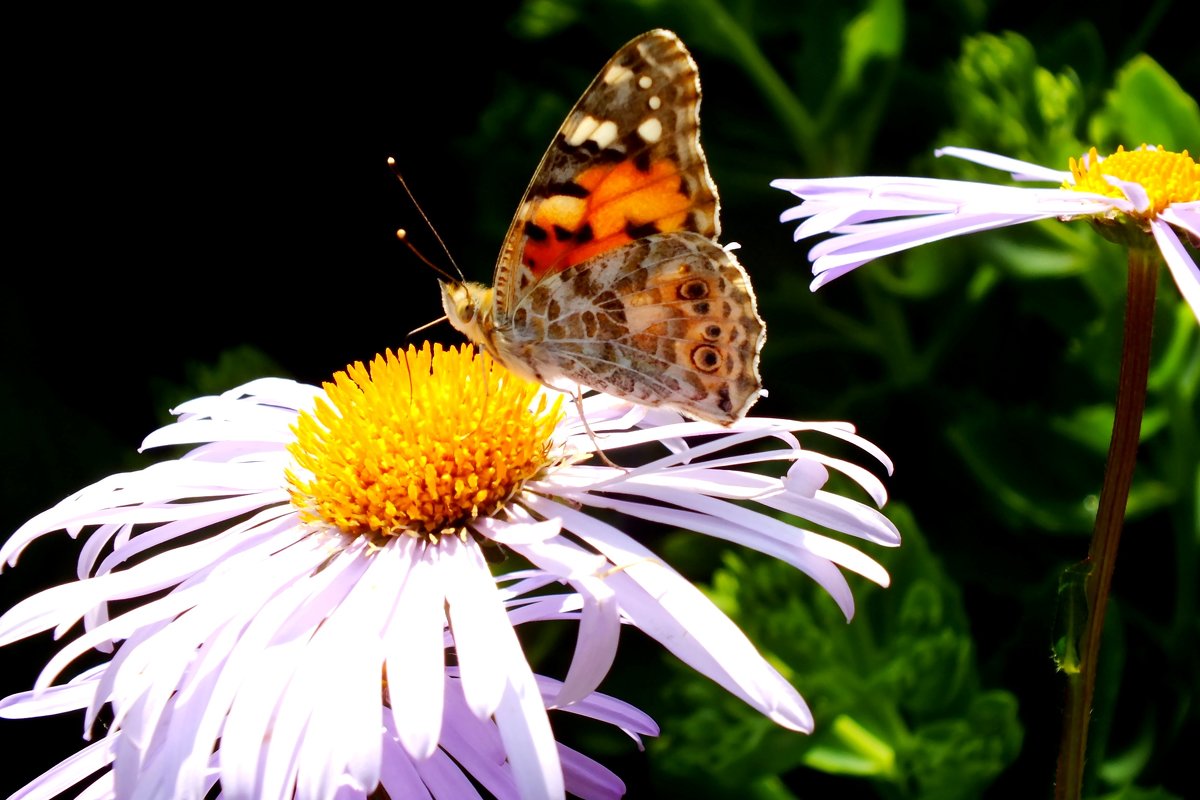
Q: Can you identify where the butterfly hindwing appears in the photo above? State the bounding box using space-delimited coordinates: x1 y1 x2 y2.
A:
504 232 763 422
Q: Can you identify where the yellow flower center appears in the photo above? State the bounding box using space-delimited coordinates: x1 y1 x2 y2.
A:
286 343 562 540
1066 145 1199 217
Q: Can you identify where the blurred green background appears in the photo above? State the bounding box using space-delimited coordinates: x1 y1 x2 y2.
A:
2 1 1196 797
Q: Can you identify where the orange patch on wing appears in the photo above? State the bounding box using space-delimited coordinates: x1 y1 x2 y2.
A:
523 158 692 277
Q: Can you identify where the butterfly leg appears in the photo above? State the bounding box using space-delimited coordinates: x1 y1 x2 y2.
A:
572 389 624 470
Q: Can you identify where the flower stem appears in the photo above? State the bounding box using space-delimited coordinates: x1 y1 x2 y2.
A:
1055 247 1159 799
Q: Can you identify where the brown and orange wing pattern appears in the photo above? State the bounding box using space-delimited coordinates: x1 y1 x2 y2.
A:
492 30 721 322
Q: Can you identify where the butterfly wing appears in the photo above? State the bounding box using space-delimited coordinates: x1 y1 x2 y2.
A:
492 29 720 321
502 231 763 424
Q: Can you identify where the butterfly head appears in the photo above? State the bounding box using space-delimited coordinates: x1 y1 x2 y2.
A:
439 280 496 349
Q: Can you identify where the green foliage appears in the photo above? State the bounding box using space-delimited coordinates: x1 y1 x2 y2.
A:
942 31 1085 165
1088 55 1200 153
648 512 1022 799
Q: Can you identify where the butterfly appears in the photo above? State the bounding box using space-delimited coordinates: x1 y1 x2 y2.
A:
440 29 764 425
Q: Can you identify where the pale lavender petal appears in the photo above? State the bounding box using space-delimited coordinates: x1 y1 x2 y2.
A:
383 538 447 760
574 467 892 566
527 495 813 731
0 665 102 718
447 537 564 800
141 412 299 448
295 541 395 799
8 736 115 800
784 458 830 496
411 749 485 799
1151 219 1200 324
793 450 889 507
262 545 376 800
219 545 367 799
90 502 294 579
572 488 874 605
773 162 1123 290
1162 201 1200 240
378 719 435 799
935 146 1072 182
808 209 1072 271
605 565 813 731
478 514 620 709
441 537 508 719
797 420 894 476
441 670 510 766
532 674 659 743
435 683 520 800
412 753 487 800
494 669 564 800
558 743 626 800
75 770 117 800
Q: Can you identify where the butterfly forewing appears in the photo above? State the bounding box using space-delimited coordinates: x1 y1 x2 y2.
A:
493 30 720 320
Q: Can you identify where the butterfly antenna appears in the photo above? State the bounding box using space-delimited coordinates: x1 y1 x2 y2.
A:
388 157 466 283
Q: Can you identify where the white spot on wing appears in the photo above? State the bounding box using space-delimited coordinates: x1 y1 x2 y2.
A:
566 115 601 147
604 64 633 85
591 119 619 149
648 95 661 110
637 117 663 144
638 75 653 89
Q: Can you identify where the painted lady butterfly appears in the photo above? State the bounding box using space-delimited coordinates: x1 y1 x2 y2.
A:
441 29 764 425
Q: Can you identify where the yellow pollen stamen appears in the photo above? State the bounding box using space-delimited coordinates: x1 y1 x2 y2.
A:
285 343 563 541
1066 144 1199 218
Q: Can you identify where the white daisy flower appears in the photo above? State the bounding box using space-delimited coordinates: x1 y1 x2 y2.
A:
772 145 1200 322
0 342 897 798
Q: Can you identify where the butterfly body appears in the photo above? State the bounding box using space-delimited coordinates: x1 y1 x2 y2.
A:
441 30 764 425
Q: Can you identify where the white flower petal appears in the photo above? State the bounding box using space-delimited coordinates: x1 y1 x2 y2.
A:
1151 219 1200 324
935 146 1071 182
383 538 447 761
295 541 394 799
441 538 510 719
559 744 627 800
0 670 100 719
494 669 564 800
532 674 659 743
8 736 116 800
783 458 829 496
439 539 563 800
378 719 435 799
411 748 484 799
526 495 813 731
1162 201 1200 239
489 512 621 708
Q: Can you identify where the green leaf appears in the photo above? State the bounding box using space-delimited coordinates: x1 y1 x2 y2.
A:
838 0 904 91
1088 55 1200 151
648 512 1022 797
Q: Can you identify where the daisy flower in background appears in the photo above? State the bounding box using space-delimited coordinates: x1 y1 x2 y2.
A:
772 145 1200 322
0 342 897 799
774 143 1198 799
